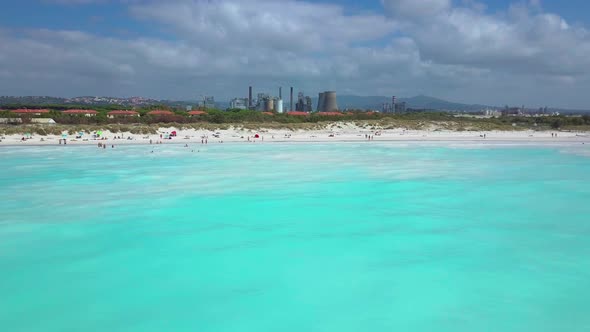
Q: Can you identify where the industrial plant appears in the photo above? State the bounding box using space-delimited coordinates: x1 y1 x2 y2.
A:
234 86 292 113
227 86 343 114
222 88 412 114
382 96 406 113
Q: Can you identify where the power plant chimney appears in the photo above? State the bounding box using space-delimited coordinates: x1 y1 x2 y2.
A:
279 87 282 100
323 91 338 112
290 87 294 112
248 86 253 109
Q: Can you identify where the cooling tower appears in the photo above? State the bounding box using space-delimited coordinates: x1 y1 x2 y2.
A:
323 91 338 112
317 92 326 112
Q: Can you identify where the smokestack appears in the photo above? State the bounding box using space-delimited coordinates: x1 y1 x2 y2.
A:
290 87 294 111
323 91 338 112
279 87 282 99
248 86 253 109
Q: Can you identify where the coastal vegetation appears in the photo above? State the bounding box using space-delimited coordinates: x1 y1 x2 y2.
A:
1 106 590 135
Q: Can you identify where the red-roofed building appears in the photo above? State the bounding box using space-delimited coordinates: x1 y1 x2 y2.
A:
62 109 98 117
287 111 309 116
188 110 207 116
317 112 344 116
262 112 274 116
147 110 174 116
107 110 139 119
11 109 50 116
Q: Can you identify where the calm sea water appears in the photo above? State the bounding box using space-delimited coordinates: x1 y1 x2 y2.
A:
1 142 590 331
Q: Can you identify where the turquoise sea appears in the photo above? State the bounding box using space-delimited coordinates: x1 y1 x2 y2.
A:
1 142 590 331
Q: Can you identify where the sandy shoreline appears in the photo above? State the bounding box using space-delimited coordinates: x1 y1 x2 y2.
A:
1 125 589 146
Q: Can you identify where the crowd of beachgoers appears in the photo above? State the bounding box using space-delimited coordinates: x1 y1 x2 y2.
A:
0 122 587 146
0 128 590 147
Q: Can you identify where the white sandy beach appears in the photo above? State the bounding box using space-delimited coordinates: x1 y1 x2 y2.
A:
1 123 589 146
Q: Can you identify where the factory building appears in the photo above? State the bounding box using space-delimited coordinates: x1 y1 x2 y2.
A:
198 96 216 109
394 102 406 113
230 98 248 110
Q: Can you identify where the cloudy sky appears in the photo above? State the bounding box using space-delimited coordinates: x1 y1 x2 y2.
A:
1 0 589 108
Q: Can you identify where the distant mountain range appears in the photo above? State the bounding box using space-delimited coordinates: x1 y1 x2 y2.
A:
330 95 493 111
0 96 189 108
0 94 489 111
1 95 587 113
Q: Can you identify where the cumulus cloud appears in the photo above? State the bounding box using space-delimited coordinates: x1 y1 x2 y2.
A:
129 0 396 53
1 0 590 108
382 0 451 18
383 0 590 77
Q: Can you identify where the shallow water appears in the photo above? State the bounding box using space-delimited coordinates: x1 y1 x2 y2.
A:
1 142 590 331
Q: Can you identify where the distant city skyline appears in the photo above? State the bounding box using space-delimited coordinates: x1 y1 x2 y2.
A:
1 0 590 109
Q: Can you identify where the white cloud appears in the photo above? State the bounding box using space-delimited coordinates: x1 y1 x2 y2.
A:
1 0 590 109
129 0 396 53
383 0 590 78
382 0 451 18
